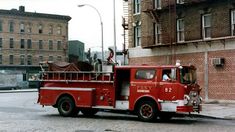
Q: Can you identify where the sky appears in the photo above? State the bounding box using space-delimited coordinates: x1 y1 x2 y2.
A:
0 0 124 52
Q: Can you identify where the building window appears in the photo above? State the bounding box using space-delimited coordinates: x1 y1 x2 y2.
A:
9 55 13 65
49 56 53 61
0 55 2 64
57 26 62 35
9 21 14 32
27 39 32 49
155 23 161 44
154 0 161 9
38 24 43 34
134 0 141 14
39 56 43 62
49 40 53 50
57 56 62 61
10 38 14 48
177 19 185 42
176 0 184 4
39 40 43 49
20 23 25 33
202 14 211 39
20 55 25 65
0 21 2 32
134 23 141 47
0 38 2 48
231 10 235 36
49 25 53 34
20 39 25 49
27 23 32 33
57 41 62 50
27 55 32 65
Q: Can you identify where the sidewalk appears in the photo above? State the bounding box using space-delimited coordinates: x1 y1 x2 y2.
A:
0 89 37 93
196 101 235 120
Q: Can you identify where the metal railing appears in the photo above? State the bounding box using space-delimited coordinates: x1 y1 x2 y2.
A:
40 71 114 83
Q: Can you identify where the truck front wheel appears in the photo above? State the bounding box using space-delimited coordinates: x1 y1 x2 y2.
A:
137 101 157 122
57 96 78 117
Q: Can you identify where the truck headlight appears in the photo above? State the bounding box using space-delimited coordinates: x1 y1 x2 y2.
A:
184 95 190 105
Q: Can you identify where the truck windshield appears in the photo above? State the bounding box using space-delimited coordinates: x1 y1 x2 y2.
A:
180 67 197 84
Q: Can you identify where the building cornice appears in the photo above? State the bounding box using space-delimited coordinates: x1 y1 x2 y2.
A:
0 9 71 21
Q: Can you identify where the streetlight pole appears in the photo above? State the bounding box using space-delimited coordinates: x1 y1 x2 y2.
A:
113 0 117 63
78 4 104 61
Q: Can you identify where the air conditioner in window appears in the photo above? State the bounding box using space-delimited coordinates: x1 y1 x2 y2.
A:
212 58 225 66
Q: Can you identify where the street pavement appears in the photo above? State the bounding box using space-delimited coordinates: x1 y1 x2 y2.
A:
1 89 235 120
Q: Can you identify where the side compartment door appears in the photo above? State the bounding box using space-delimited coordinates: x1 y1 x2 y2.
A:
129 68 157 110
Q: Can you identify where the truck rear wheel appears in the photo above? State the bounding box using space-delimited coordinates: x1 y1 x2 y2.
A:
57 96 78 117
137 101 157 122
81 108 98 116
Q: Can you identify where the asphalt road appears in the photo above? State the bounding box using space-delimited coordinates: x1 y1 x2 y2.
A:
0 92 235 132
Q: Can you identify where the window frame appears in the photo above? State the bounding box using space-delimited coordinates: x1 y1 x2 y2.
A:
10 38 14 48
0 21 2 32
177 18 185 42
49 25 53 34
0 38 2 48
20 23 25 33
134 0 141 14
0 54 2 64
9 21 14 32
155 23 161 44
38 24 43 34
231 10 235 36
27 39 32 49
20 39 25 49
27 55 32 65
57 25 62 35
49 40 53 50
135 69 156 80
20 55 25 65
39 40 43 50
9 55 14 65
202 14 212 39
154 0 161 9
57 41 62 50
134 23 141 47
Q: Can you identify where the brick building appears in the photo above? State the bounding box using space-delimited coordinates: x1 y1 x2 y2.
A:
127 0 235 100
0 6 71 88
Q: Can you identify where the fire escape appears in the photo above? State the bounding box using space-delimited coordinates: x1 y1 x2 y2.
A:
122 0 129 65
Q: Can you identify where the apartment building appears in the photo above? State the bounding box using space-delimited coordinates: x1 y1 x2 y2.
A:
127 0 235 100
0 6 71 88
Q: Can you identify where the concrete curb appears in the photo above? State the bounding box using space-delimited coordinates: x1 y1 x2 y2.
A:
179 113 235 120
0 89 38 93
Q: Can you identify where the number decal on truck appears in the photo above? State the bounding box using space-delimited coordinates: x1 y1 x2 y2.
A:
164 87 172 93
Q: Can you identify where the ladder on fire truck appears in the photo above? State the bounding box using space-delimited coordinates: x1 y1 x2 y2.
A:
40 71 114 83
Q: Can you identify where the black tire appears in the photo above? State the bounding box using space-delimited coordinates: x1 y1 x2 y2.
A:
81 108 98 116
137 101 158 122
57 96 78 117
159 112 174 121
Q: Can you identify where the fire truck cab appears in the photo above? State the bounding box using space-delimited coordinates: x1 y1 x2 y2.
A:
38 62 202 122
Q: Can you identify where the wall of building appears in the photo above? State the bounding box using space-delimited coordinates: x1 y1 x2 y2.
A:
129 39 235 100
0 12 69 66
127 0 235 100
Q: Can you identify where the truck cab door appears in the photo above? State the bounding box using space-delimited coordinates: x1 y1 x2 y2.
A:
159 68 178 101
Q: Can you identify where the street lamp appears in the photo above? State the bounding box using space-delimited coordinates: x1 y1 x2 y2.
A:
78 4 104 61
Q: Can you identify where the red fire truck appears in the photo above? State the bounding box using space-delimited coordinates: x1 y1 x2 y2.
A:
37 61 202 122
